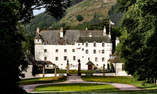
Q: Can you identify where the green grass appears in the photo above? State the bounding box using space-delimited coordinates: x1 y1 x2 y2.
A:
30 90 157 94
82 76 157 90
33 83 118 92
18 76 66 85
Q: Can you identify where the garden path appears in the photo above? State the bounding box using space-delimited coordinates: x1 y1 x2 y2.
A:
22 74 143 93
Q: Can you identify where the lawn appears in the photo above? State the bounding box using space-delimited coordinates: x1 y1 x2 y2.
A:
30 90 157 94
81 76 157 90
18 76 66 85
33 83 118 93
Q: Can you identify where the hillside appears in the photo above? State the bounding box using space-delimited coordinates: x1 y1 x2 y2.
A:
25 0 118 35
58 0 117 26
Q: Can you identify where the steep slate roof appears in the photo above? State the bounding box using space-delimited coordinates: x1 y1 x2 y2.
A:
35 29 112 45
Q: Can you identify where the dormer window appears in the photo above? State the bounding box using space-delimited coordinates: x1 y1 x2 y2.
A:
86 42 88 47
94 42 96 47
72 41 75 45
102 42 105 47
43 40 47 45
64 41 67 45
55 41 58 45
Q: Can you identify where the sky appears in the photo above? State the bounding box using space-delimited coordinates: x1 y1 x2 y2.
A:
33 8 45 15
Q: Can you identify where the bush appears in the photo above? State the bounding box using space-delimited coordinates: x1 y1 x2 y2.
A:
76 14 84 21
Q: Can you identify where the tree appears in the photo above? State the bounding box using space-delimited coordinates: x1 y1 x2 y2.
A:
116 0 157 81
0 2 27 93
0 0 71 94
0 0 71 24
76 14 84 21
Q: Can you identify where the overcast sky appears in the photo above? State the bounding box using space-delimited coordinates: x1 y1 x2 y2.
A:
33 8 45 15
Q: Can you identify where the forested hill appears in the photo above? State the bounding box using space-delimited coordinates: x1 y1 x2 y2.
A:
25 0 120 36
25 13 57 35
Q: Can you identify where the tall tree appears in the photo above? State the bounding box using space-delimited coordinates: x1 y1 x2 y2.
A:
1 0 71 24
0 2 27 93
116 0 157 81
0 0 71 94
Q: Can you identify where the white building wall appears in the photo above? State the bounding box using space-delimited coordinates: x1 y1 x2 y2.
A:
35 42 112 70
113 63 130 76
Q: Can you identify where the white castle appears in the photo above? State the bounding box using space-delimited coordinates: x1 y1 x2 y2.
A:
34 26 115 70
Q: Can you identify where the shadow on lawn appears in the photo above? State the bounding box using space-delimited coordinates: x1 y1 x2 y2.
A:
31 90 157 94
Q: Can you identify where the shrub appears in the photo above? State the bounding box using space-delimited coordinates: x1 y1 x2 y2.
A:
76 14 84 21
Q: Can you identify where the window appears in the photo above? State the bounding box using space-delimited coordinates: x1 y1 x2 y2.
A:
44 49 47 53
94 42 96 47
56 49 58 52
95 57 98 62
72 42 75 45
44 43 47 45
88 58 90 61
72 49 75 52
82 43 84 45
64 56 67 61
97 64 98 66
86 43 88 47
64 49 67 52
102 50 104 54
61 64 63 65
73 56 76 61
86 50 88 54
82 48 84 51
82 56 84 58
102 43 105 47
93 50 96 54
64 42 67 45
55 57 58 61
44 57 47 60
78 44 80 46
102 57 104 61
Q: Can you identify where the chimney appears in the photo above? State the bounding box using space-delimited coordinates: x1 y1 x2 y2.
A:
36 27 40 34
89 32 92 37
60 27 63 37
103 26 106 36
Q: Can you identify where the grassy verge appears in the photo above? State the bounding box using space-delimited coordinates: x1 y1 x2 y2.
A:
33 83 118 92
18 76 66 85
81 76 157 90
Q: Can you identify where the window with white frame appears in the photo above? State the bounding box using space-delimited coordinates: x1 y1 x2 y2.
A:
55 57 58 61
44 57 47 60
72 49 75 52
102 57 104 61
102 43 105 47
94 42 96 47
102 49 104 54
44 49 47 53
86 50 88 54
56 49 58 52
64 49 67 52
64 56 67 61
95 57 98 62
73 56 76 61
86 42 88 47
93 49 96 54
